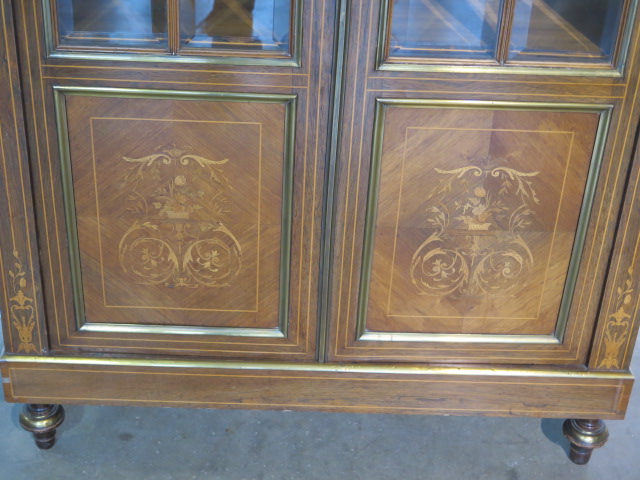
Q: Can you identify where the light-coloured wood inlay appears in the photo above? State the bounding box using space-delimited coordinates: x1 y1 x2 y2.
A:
366 106 600 337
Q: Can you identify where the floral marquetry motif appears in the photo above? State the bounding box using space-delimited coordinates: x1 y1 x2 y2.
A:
8 250 38 353
54 91 296 334
598 267 635 370
119 145 242 289
410 161 539 297
360 103 604 339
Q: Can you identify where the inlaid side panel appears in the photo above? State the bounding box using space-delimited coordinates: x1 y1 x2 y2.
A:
55 88 295 340
591 122 640 371
333 100 612 363
0 0 47 355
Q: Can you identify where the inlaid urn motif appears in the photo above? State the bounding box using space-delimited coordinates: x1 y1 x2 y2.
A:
410 157 539 297
118 144 242 288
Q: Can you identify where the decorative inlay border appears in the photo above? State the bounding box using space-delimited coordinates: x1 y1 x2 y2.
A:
87 119 262 312
355 98 612 345
53 86 297 339
8 251 38 353
0 0 44 355
598 267 635 369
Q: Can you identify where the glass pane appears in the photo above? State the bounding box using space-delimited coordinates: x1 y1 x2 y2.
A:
56 0 167 50
509 0 625 64
180 0 292 54
387 0 503 61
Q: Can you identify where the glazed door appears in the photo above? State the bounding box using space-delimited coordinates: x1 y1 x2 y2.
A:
14 0 336 360
328 0 640 365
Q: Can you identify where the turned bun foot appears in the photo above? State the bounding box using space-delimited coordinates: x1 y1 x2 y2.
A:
562 419 609 465
19 404 65 449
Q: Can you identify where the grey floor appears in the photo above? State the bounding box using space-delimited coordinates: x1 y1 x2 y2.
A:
0 341 638 480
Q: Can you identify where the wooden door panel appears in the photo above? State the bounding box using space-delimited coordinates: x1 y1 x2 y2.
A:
328 0 640 365
47 87 314 357
13 0 336 360
363 102 605 340
58 89 293 334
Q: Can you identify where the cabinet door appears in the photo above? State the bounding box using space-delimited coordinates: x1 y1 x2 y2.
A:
328 0 640 365
13 0 336 360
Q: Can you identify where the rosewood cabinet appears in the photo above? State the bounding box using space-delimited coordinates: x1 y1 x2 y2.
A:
2 0 640 465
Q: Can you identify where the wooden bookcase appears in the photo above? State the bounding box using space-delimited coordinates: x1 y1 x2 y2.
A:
1 0 640 464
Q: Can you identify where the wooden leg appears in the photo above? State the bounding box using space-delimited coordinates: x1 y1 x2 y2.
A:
18 404 65 450
562 419 609 465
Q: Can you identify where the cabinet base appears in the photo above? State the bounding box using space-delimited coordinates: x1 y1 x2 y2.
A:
1 356 634 419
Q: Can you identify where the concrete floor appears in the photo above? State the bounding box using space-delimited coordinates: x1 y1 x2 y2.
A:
0 341 638 480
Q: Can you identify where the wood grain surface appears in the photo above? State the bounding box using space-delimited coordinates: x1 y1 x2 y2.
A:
66 94 286 329
367 106 599 336
1 0 640 424
328 0 640 365
9 0 336 360
1 359 633 419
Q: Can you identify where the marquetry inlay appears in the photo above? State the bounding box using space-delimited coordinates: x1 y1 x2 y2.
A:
8 250 38 353
410 158 539 297
599 267 635 369
119 144 242 289
360 103 603 338
54 90 296 332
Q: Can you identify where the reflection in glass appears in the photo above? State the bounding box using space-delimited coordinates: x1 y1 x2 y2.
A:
56 0 167 50
180 0 292 54
509 0 625 64
387 0 503 61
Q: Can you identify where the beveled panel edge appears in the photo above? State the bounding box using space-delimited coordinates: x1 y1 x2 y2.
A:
0 353 634 379
555 104 613 342
355 98 613 346
41 0 303 67
52 85 297 340
359 332 560 345
374 0 638 78
79 323 285 338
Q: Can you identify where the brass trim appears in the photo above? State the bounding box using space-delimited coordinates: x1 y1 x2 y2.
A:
376 63 625 78
53 89 86 334
1 354 634 379
317 0 349 362
556 104 613 341
358 332 560 345
80 323 285 338
356 98 613 345
53 86 297 340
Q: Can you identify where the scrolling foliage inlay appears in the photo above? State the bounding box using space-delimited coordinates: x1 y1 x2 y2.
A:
599 267 634 369
410 157 540 297
8 250 38 353
119 144 242 289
